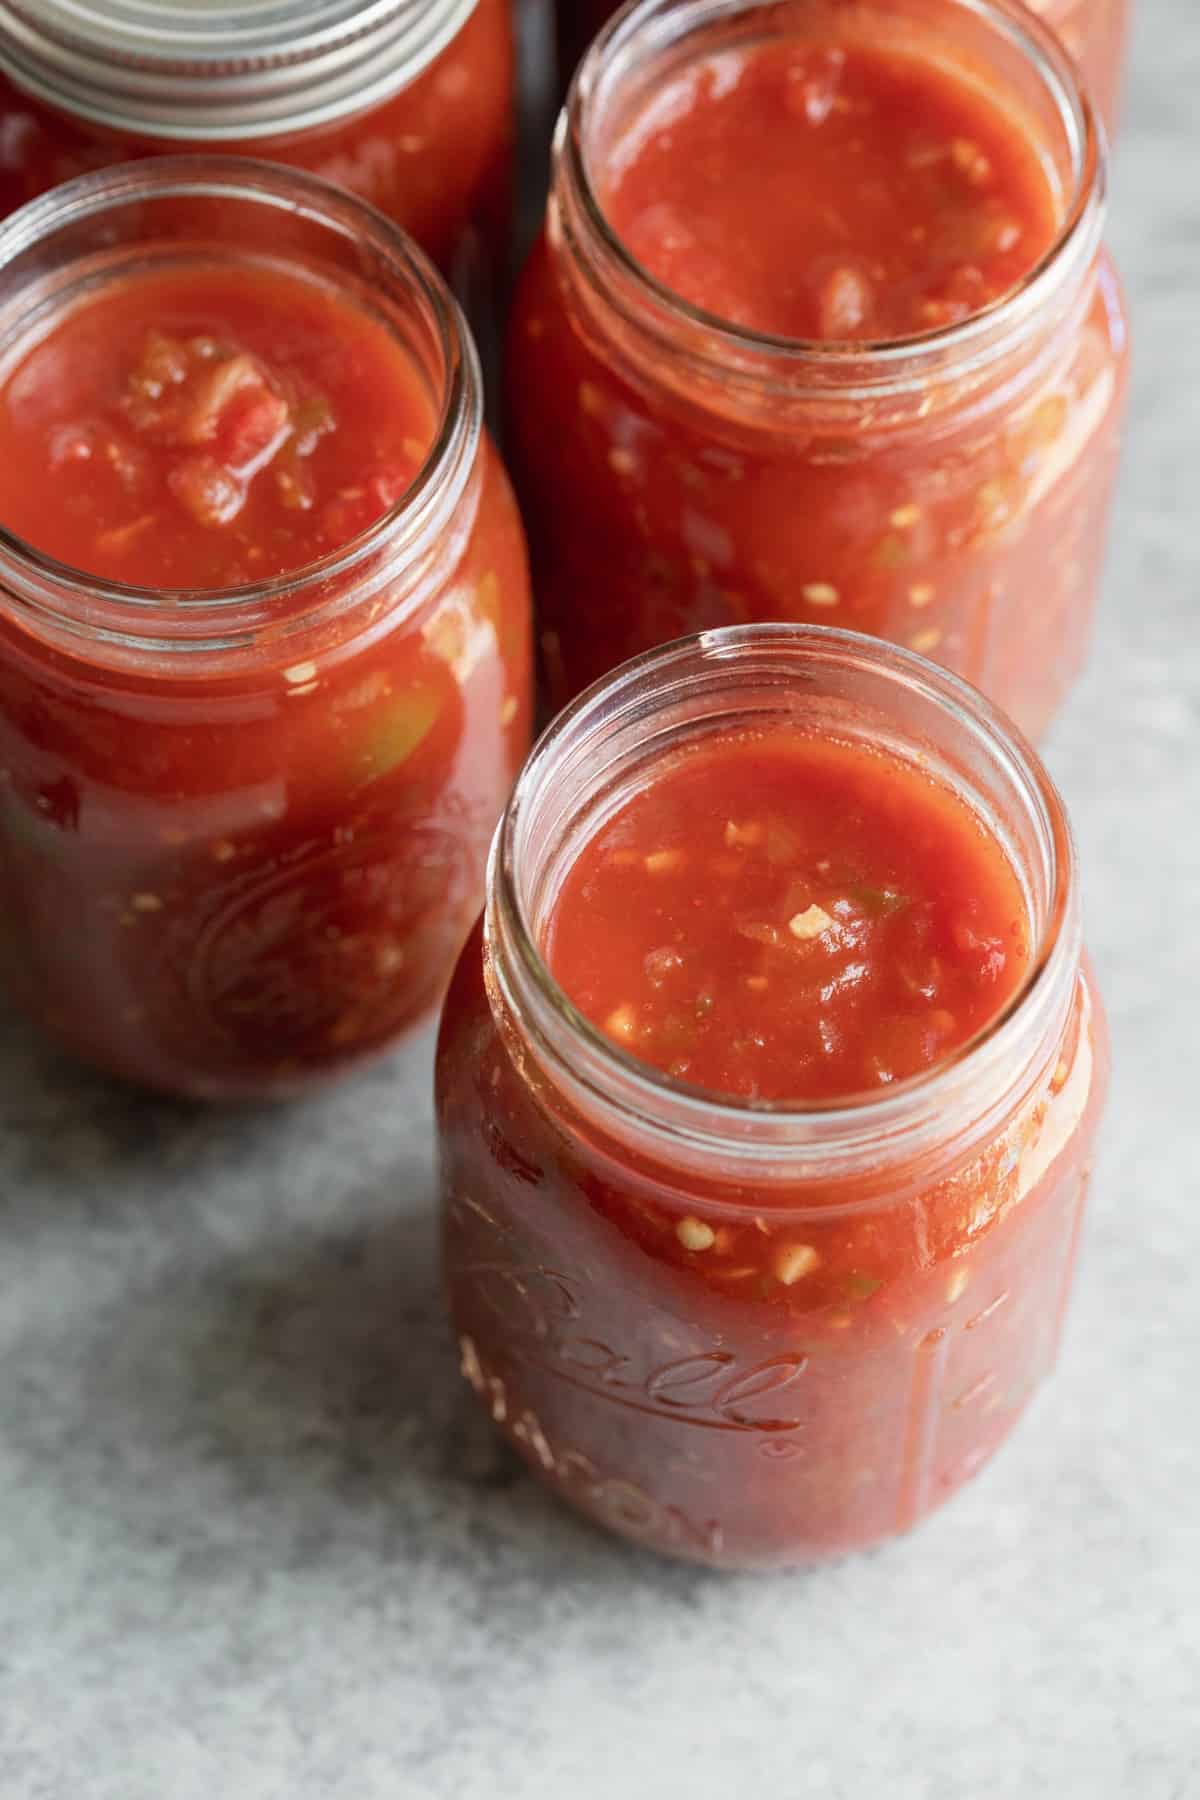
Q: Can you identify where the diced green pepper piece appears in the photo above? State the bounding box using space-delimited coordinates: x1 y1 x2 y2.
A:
850 883 909 917
359 689 441 780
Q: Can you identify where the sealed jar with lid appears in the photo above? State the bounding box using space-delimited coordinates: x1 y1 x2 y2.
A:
436 624 1108 1566
0 0 514 306
514 0 1129 742
0 158 531 1099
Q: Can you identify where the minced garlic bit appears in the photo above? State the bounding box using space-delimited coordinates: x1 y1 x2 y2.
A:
745 975 769 992
608 448 637 476
909 627 942 654
775 1242 820 1285
578 381 604 417
890 503 922 529
950 137 992 186
605 1004 638 1042
817 265 871 338
645 849 684 875
644 946 684 984
802 581 840 607
211 839 236 863
987 217 1023 255
676 1216 716 1252
500 695 518 726
724 820 764 848
283 661 318 686
946 1267 971 1304
131 892 163 912
788 904 835 941
908 582 935 608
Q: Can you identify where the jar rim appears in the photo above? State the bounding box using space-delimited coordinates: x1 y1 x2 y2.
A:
0 155 482 656
0 0 477 139
488 624 1080 1173
558 0 1106 400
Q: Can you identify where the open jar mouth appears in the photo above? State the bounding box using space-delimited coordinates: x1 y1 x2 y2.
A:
561 0 1105 392
489 624 1080 1168
0 156 482 653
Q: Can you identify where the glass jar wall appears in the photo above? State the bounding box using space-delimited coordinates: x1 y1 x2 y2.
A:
436 627 1109 1567
517 0 1129 741
555 0 1129 135
0 159 532 1099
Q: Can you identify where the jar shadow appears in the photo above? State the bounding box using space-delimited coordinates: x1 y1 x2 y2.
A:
0 999 724 1600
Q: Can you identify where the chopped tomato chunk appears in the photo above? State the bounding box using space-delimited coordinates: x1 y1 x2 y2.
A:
601 40 1060 341
0 264 438 586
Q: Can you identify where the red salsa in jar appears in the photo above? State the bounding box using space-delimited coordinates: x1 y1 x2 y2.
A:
545 732 1031 1102
510 0 1128 741
0 262 440 587
0 0 514 298
0 159 532 1099
602 39 1059 339
437 626 1108 1567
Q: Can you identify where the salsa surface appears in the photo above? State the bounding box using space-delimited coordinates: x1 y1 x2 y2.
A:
600 38 1061 340
545 729 1031 1102
0 262 438 589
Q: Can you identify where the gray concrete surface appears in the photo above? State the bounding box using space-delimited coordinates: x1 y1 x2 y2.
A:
1 2 1197 1795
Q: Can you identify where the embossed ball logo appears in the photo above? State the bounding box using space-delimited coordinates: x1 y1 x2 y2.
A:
454 1258 811 1435
178 821 480 1063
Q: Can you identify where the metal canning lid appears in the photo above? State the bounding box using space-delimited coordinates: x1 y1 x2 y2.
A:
0 0 479 139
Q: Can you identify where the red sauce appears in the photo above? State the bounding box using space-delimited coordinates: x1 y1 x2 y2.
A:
602 41 1058 340
0 247 532 1098
545 731 1029 1101
0 264 437 589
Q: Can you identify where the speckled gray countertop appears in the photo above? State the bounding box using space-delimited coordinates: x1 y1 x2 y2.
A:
2 5 1198 1797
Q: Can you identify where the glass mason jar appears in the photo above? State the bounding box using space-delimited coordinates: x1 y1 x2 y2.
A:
514 0 1129 742
0 159 532 1100
1030 0 1129 135
555 0 1129 135
0 0 514 316
437 625 1108 1568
